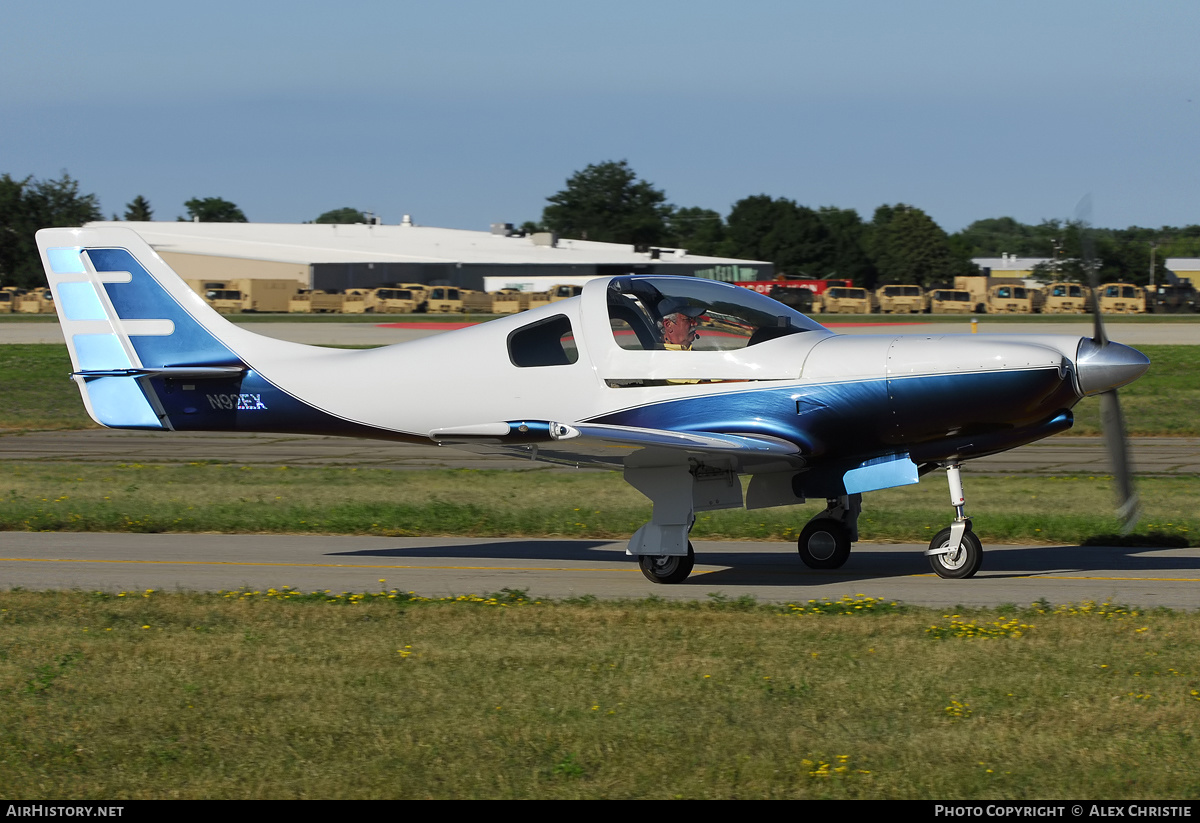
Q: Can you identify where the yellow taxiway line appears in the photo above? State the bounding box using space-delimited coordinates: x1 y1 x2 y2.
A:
3 557 1200 581
0 556 688 573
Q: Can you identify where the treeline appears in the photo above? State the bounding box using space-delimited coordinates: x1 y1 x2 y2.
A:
4 166 1199 291
0 173 254 288
529 161 1200 288
1 173 102 290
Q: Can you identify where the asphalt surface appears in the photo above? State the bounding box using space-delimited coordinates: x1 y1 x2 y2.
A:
5 317 1200 346
3 318 1197 604
3 532 1199 609
3 429 1199 475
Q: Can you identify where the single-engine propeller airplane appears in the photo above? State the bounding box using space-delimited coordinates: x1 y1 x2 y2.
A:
36 226 1149 584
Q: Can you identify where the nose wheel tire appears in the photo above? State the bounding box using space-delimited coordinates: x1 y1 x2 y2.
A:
639 543 695 584
927 527 983 579
797 521 851 569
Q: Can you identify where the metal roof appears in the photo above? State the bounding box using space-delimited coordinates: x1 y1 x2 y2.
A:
87 220 768 268
971 256 1053 270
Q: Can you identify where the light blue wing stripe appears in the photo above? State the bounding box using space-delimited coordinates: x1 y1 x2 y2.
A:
843 455 919 494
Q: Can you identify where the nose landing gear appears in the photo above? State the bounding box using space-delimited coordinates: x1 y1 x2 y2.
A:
924 463 982 579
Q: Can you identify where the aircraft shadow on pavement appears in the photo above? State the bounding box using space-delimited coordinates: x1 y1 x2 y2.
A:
326 541 1200 588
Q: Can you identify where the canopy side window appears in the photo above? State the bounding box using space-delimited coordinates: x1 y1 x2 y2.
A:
604 276 821 354
507 314 579 367
608 293 662 351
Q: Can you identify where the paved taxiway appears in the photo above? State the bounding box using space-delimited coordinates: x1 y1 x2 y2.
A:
3 429 1199 475
4 317 1196 605
4 532 1199 609
5 317 1200 346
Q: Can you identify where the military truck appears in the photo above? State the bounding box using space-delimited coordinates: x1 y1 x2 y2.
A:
927 289 974 314
873 284 925 314
1042 282 1092 314
369 289 432 316
190 279 299 313
288 290 344 313
764 284 815 313
1147 283 1197 313
818 286 871 314
425 287 491 313
0 286 23 314
201 288 245 314
17 288 55 314
987 284 1043 314
1098 283 1146 314
491 289 526 314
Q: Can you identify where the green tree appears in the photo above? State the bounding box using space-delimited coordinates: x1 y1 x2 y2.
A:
722 195 834 277
314 207 366 224
666 206 725 256
818 206 877 287
180 197 247 222
953 216 1043 257
124 195 153 221
541 160 670 245
870 204 973 287
0 171 101 288
1158 225 1200 258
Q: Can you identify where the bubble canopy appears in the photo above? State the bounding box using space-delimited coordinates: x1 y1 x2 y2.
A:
605 275 825 352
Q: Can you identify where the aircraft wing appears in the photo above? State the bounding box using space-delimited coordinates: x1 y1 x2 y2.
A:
428 420 804 470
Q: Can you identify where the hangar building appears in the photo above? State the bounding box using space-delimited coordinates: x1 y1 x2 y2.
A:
86 219 772 291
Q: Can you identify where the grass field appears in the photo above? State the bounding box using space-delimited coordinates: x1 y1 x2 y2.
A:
0 462 1193 545
1 588 1197 799
1 343 1198 436
1 334 1197 801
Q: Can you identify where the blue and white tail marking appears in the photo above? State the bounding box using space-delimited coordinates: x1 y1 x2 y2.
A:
42 238 246 430
37 227 408 440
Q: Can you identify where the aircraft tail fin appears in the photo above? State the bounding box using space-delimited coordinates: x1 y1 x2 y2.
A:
37 226 251 430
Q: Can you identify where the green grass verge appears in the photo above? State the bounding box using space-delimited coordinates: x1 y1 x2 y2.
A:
0 345 95 431
2 344 1196 436
0 463 1193 545
0 588 1196 799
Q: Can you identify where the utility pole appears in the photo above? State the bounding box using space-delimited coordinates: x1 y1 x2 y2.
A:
1150 242 1157 289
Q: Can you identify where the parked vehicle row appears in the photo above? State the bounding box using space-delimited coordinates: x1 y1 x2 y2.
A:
800 281 1195 315
178 280 584 314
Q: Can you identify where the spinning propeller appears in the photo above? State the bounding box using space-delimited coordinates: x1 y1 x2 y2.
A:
1074 196 1144 533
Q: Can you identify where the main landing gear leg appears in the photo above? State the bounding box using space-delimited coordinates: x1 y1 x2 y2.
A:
624 465 697 585
925 462 982 579
797 493 861 569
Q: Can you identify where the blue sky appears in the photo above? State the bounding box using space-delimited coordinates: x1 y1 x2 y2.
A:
3 0 1197 233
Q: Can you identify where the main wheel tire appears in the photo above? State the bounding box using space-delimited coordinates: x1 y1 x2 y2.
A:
927 526 983 579
797 520 851 569
638 542 695 584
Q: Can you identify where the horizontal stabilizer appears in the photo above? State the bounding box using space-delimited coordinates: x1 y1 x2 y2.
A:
71 366 249 379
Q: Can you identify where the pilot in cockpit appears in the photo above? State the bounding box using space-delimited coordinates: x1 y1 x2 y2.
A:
657 297 707 351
